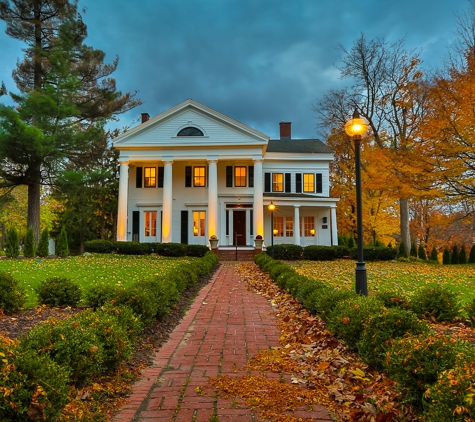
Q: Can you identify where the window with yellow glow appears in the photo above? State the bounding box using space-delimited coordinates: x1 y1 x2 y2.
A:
285 217 293 237
303 173 314 192
274 216 284 237
144 167 156 187
193 211 206 236
144 211 157 237
272 173 283 192
302 216 314 237
234 166 247 187
194 167 206 187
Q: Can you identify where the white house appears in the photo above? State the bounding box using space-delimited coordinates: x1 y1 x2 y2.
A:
113 99 339 249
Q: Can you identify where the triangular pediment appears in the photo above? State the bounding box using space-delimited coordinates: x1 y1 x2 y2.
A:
113 99 269 149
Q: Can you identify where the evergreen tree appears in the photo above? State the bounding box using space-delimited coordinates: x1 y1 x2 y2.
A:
460 244 467 264
451 244 459 264
37 227 49 257
430 246 438 262
418 244 427 260
398 242 408 258
410 241 418 257
469 244 475 264
5 227 19 258
56 226 69 257
23 226 35 257
443 247 451 265
347 236 356 248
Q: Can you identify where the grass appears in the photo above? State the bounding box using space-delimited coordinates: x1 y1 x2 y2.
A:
0 254 197 307
289 259 475 306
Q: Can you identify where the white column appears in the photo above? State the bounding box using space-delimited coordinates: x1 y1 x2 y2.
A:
207 159 218 240
331 206 338 245
117 161 129 241
294 205 301 246
253 159 264 240
162 160 173 243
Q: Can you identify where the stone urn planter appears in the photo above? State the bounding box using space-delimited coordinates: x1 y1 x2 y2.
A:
254 238 264 250
209 238 219 249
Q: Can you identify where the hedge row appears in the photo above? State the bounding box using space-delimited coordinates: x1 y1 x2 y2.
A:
0 251 218 421
84 240 210 257
254 253 475 420
265 244 398 261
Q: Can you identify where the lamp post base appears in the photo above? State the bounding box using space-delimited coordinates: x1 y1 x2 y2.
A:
355 262 367 296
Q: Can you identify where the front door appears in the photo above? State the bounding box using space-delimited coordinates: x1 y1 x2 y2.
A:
233 210 246 246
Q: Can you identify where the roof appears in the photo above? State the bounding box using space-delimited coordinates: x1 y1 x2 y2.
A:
266 139 333 154
263 192 329 199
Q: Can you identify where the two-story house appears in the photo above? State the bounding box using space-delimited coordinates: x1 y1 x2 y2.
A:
113 99 339 249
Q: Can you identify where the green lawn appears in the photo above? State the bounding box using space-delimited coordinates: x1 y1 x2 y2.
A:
289 260 475 306
0 254 197 307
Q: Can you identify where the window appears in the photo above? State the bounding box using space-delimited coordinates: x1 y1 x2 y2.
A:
144 211 157 237
193 166 206 187
303 173 315 192
274 216 284 237
316 173 323 193
234 166 247 187
302 216 315 237
177 127 204 136
193 211 206 236
144 167 156 187
272 173 284 192
285 217 293 237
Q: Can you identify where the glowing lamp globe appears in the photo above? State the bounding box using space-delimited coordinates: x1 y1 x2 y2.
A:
344 111 368 138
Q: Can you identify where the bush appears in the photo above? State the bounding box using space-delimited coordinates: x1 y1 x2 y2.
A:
112 284 160 326
36 277 81 307
374 289 409 309
99 304 143 342
326 296 384 350
265 244 303 260
56 227 69 257
115 241 149 255
430 246 439 262
459 244 467 264
451 244 459 264
84 240 115 253
442 247 451 265
0 337 71 422
470 244 475 264
385 332 475 407
5 227 19 258
349 246 397 261
294 277 327 304
83 283 120 310
304 287 357 320
423 360 475 421
465 297 475 326
409 284 461 322
269 263 295 281
37 227 50 257
357 308 431 370
302 245 338 261
23 227 35 258
153 242 187 257
186 244 209 257
0 271 26 313
418 244 427 260
398 241 408 258
410 241 417 257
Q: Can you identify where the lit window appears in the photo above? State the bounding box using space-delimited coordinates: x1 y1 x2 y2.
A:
193 167 206 187
272 173 283 192
274 216 284 237
144 167 156 187
303 216 315 237
193 211 206 236
144 211 157 237
285 217 293 237
303 173 314 192
234 166 247 187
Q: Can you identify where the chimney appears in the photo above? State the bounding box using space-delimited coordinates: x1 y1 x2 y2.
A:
279 121 291 139
141 113 150 124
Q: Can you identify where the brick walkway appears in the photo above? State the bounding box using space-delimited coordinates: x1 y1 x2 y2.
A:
113 262 334 422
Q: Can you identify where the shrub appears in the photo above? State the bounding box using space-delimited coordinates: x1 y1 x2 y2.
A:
100 304 143 342
410 241 417 257
84 240 115 253
430 246 439 262
153 242 187 257
5 227 19 258
302 246 337 261
0 337 71 422
374 289 409 309
398 241 408 258
442 247 451 265
350 246 397 261
385 333 475 407
304 287 357 320
266 244 303 260
326 296 384 350
115 241 149 255
294 277 327 304
470 244 475 264
37 227 50 257
36 277 81 307
423 360 475 421
409 284 461 322
347 236 355 248
23 227 35 258
83 283 120 310
451 244 459 264
465 297 475 326
186 244 209 257
357 308 431 370
56 227 69 257
112 284 160 326
269 263 295 281
418 244 427 260
0 271 26 313
459 244 467 264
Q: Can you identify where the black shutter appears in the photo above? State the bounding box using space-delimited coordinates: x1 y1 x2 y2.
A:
316 173 323 193
285 173 291 193
248 166 254 187
132 211 140 242
264 173 271 192
250 210 253 236
185 166 192 187
296 173 302 193
157 167 164 188
226 166 233 187
181 211 188 244
136 167 143 188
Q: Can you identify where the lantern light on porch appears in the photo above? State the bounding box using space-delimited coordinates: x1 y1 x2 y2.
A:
310 229 315 236
268 202 276 258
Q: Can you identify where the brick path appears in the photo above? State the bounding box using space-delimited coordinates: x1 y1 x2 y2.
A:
113 262 334 422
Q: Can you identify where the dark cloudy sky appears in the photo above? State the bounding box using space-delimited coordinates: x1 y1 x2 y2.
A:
0 0 470 139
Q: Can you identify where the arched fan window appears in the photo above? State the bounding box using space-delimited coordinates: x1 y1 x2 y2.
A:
177 127 204 136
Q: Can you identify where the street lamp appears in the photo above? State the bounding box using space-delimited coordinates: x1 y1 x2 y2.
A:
345 110 369 296
268 202 276 258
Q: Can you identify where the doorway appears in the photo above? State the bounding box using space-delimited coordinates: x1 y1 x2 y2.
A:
233 210 246 245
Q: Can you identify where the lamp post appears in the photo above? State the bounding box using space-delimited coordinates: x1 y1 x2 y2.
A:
268 202 276 258
345 110 369 296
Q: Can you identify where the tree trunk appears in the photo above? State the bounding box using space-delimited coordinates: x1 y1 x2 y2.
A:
399 198 411 256
27 177 41 243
